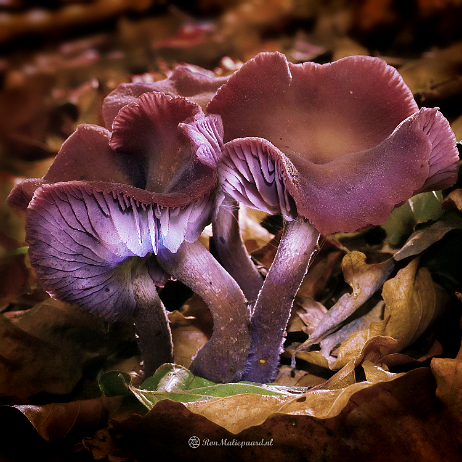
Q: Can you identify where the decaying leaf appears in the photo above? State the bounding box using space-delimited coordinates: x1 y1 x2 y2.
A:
169 308 209 369
288 297 328 335
443 189 462 213
316 301 385 366
333 257 447 369
98 338 404 436
84 362 461 461
295 251 394 353
394 213 462 261
0 397 112 443
431 342 462 443
399 42 462 94
0 298 132 398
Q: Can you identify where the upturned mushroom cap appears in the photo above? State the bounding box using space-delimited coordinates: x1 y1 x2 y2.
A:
103 64 230 129
208 52 459 234
8 91 224 321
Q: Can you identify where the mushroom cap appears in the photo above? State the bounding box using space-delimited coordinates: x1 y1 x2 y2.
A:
209 52 459 234
103 63 230 129
8 91 222 250
26 182 171 321
8 91 224 320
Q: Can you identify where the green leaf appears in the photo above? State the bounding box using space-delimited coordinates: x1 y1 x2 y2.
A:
382 191 444 247
98 370 132 397
408 191 443 224
99 363 306 410
2 246 29 257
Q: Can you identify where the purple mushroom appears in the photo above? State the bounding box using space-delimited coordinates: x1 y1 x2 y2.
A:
102 63 230 129
7 91 251 382
207 51 460 382
103 64 263 302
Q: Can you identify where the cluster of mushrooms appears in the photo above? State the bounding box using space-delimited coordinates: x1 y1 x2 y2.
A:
7 52 459 384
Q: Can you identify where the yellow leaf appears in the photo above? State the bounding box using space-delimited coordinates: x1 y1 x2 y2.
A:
334 258 445 369
183 338 403 434
382 258 439 349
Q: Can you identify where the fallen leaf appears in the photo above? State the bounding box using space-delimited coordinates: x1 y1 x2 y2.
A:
0 298 133 398
99 338 405 436
317 300 385 367
87 366 461 462
297 238 347 301
443 189 462 213
288 297 327 335
169 309 209 368
381 191 445 248
295 251 394 352
393 212 462 261
431 341 462 443
399 42 462 94
333 257 446 369
382 258 444 348
0 397 110 442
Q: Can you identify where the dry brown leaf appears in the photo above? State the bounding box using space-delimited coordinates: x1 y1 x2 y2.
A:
334 257 446 369
382 258 441 348
288 297 327 334
297 238 346 301
431 342 462 442
398 42 462 94
393 216 462 261
0 299 131 398
382 339 444 368
1 398 110 442
274 365 326 388
296 251 394 351
317 301 385 367
169 310 209 368
443 189 462 212
178 338 403 434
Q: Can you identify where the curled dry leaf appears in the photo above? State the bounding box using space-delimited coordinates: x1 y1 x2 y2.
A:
393 213 462 261
334 257 447 369
443 189 462 215
288 297 328 335
316 301 385 367
99 338 403 436
88 362 461 461
295 251 395 352
0 397 112 443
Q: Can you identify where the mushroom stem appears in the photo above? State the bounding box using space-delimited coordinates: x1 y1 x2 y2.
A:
131 268 174 378
157 240 251 383
211 196 263 301
243 216 320 383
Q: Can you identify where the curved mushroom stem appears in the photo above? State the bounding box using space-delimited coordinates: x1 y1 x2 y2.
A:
211 196 263 302
243 216 320 383
131 268 174 378
157 240 252 383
